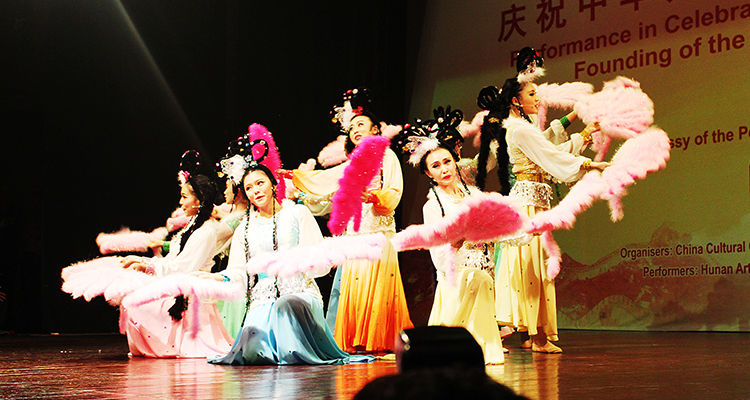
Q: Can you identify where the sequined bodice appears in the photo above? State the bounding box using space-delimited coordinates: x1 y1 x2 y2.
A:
243 206 322 308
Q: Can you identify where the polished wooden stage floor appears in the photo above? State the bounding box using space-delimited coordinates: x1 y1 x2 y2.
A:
1 330 748 399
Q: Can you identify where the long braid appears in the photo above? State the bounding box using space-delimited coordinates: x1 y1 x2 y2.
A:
272 187 278 251
431 183 446 218
170 174 217 321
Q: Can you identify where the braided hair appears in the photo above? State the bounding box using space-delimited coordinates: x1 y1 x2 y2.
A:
476 47 544 195
418 145 472 218
476 84 509 195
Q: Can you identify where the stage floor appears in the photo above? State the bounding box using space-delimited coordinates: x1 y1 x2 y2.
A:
1 330 748 399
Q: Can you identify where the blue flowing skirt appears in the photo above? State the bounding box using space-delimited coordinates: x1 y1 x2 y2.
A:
209 293 372 365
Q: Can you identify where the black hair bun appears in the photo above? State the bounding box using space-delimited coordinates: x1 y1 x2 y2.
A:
516 47 544 72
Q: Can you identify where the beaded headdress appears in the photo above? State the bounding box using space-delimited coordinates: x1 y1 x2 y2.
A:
395 106 464 165
516 47 545 84
219 137 270 186
178 150 202 186
331 87 372 133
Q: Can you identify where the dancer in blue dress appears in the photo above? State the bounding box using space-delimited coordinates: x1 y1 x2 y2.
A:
204 132 370 365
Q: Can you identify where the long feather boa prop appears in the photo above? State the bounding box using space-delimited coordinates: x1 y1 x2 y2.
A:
246 233 388 278
248 123 286 201
527 127 670 234
61 257 155 304
540 230 563 280
600 126 670 220
391 192 527 251
391 192 527 285
327 135 390 235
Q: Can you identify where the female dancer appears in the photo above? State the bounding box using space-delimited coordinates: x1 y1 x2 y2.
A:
493 59 609 353
205 137 362 365
396 108 504 364
282 89 412 353
119 150 234 358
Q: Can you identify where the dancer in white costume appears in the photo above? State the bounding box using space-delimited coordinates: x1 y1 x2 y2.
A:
119 150 234 358
395 106 504 364
490 50 609 353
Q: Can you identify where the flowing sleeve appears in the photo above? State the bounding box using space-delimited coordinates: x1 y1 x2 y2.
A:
292 162 348 196
422 198 452 274
295 205 329 277
220 220 249 289
512 124 589 183
544 119 569 145
370 149 403 215
151 224 218 277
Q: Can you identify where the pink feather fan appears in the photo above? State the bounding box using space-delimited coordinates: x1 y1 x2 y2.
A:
317 135 349 168
61 257 155 304
96 228 167 255
536 81 594 130
526 171 607 234
248 123 286 201
526 128 670 279
540 231 563 279
575 77 654 161
380 122 403 139
166 207 190 232
601 126 670 221
327 135 390 235
122 274 244 337
247 233 388 278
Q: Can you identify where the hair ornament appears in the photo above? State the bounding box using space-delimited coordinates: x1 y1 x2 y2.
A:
477 86 502 112
516 47 546 84
219 138 270 186
178 150 202 185
331 87 372 133
395 106 464 166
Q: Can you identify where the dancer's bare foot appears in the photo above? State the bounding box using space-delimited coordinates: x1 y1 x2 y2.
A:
519 331 531 349
531 334 562 353
532 342 562 353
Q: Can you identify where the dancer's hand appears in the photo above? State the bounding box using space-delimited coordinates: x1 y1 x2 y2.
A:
590 161 611 171
120 255 142 269
277 169 294 180
190 271 226 282
583 121 601 133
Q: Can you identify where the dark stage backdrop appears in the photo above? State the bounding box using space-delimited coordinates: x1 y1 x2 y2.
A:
0 0 427 333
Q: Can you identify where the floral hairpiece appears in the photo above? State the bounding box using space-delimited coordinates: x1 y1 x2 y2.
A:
517 60 545 84
177 150 202 185
331 87 372 133
395 106 464 166
516 47 546 84
219 138 269 186
178 170 190 185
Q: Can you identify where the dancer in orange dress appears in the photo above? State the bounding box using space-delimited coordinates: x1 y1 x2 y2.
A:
283 88 413 352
